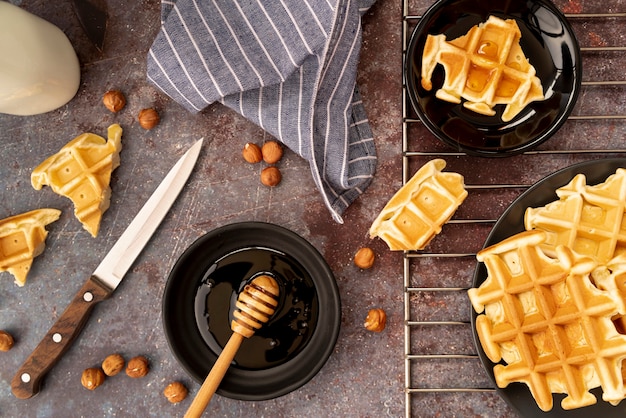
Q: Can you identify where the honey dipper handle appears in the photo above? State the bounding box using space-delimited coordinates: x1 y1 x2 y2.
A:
184 332 245 418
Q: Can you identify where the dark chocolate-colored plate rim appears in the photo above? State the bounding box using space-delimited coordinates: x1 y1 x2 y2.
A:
471 158 626 416
405 0 581 156
162 222 341 401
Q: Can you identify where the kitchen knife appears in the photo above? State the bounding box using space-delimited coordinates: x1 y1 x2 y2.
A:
72 0 107 52
11 139 203 399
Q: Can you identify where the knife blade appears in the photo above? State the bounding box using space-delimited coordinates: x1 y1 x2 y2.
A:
11 139 203 399
72 0 108 52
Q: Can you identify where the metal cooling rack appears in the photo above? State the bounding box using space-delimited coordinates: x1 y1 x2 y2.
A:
401 2 626 417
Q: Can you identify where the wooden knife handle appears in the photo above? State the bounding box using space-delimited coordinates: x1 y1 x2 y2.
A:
11 276 112 399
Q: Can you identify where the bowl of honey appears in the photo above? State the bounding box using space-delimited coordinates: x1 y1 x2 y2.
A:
162 222 341 400
405 0 581 156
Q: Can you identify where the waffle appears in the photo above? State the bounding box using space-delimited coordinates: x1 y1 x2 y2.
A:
591 255 626 315
469 229 626 411
31 124 123 237
369 159 467 251
0 208 61 286
524 168 626 265
421 15 544 122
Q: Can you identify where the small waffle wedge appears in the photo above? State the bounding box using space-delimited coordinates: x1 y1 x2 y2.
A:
0 208 61 286
421 15 544 122
369 159 467 251
469 230 626 411
31 124 123 237
524 168 626 264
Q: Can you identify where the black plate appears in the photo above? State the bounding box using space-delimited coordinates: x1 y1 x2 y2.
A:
162 222 341 401
472 159 626 416
405 0 581 156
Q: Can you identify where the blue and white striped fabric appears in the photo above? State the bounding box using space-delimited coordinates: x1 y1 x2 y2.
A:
147 0 377 223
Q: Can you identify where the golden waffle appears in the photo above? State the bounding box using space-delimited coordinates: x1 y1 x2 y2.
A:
524 168 626 264
591 255 626 315
421 15 544 122
31 124 123 237
469 230 626 411
0 208 61 286
369 159 467 251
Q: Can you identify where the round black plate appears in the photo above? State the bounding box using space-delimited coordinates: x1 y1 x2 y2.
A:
405 0 581 156
162 222 341 401
472 159 626 416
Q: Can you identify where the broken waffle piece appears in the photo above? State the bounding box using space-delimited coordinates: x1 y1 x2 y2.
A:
369 159 467 251
31 124 123 237
524 168 626 264
0 208 61 286
421 15 544 122
470 229 626 411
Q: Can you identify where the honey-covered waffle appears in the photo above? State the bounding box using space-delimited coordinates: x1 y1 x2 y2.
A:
469 230 626 411
369 159 467 251
421 15 544 122
31 124 122 237
0 208 61 286
525 168 626 264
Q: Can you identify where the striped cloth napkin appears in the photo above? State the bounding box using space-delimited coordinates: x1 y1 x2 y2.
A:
147 0 377 223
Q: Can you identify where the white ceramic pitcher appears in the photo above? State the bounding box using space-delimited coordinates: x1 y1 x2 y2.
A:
0 2 80 116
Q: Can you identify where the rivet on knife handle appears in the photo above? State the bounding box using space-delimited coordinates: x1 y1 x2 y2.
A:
11 276 112 399
10 139 203 399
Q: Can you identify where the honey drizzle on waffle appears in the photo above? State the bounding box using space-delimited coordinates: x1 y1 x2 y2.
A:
421 15 544 122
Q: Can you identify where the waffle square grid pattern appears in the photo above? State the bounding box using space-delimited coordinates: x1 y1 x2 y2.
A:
31 124 123 237
525 169 626 264
421 15 544 122
470 168 626 411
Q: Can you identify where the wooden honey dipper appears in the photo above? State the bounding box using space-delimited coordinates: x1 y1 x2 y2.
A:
185 275 279 418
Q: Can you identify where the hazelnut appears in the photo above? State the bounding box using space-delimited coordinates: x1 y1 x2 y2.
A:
81 367 105 390
261 140 283 164
364 308 387 332
102 90 126 113
138 108 160 130
0 330 15 352
242 142 263 163
126 355 149 378
163 381 188 403
354 247 375 269
101 353 125 376
260 166 281 187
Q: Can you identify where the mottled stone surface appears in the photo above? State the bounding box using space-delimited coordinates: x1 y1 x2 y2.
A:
0 0 624 417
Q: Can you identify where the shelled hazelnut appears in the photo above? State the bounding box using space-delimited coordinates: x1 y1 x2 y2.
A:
354 247 375 269
242 142 263 163
0 330 15 352
81 367 105 390
364 308 387 332
163 381 188 403
101 353 125 376
126 355 149 378
138 108 160 130
260 166 282 187
102 90 126 113
261 140 283 164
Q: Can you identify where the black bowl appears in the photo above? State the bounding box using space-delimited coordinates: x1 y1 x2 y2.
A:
405 0 581 156
162 222 341 400
472 159 626 416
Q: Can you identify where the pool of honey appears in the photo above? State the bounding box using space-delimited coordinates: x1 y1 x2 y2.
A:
194 247 319 370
